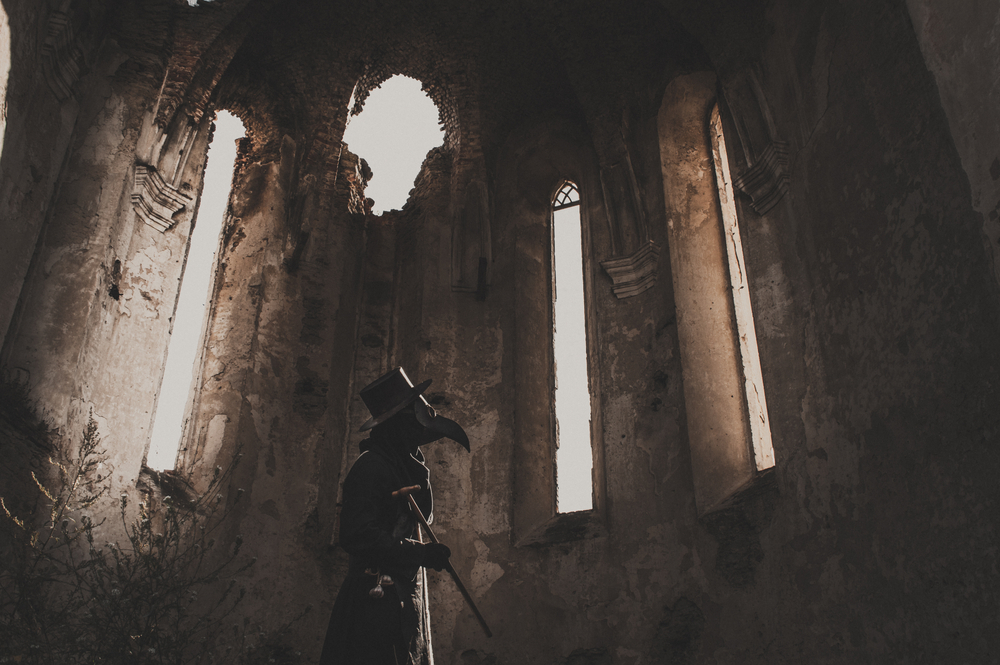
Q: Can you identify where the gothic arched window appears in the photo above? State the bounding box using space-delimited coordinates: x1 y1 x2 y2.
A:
551 180 594 513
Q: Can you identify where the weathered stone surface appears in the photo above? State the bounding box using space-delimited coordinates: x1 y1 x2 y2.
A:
1 1 999 663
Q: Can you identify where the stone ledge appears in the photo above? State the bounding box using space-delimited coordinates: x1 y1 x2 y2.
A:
132 165 192 233
516 509 607 548
600 239 660 299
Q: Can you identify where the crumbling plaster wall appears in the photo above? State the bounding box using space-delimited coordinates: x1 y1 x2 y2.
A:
370 1 1000 663
905 0 1000 289
171 82 372 651
692 0 1000 661
2 1 1000 664
0 0 99 354
0 1 221 505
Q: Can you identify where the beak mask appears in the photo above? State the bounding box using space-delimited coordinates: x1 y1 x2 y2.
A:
413 401 470 451
359 367 470 452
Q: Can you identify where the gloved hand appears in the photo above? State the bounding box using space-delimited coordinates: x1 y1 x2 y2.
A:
421 542 451 571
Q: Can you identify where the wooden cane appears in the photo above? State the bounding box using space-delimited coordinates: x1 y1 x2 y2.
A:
392 485 493 638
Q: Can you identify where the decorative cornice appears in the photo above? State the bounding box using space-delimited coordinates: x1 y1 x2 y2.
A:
600 240 660 299
41 10 85 102
132 165 192 233
733 140 790 215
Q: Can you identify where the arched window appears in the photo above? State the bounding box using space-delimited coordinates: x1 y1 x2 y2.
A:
551 180 594 513
0 6 10 160
147 111 246 470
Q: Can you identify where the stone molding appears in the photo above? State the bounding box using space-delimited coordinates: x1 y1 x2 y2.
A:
733 140 789 215
600 239 660 299
41 10 85 101
132 165 192 233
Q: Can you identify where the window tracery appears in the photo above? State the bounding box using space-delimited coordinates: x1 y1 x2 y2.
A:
553 181 580 210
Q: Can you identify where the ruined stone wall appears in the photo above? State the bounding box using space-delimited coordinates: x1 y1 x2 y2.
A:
357 1 1000 662
0 0 101 354
696 0 1000 661
906 0 1000 289
1 1 999 664
0 1 219 505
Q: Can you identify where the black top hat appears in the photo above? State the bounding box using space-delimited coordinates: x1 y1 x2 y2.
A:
358 367 432 431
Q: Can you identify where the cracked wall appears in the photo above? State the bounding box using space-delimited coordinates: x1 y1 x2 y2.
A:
1 1 999 664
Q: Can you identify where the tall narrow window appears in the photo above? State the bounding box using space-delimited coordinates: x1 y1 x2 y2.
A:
552 181 593 513
710 106 775 472
0 6 10 160
147 111 246 470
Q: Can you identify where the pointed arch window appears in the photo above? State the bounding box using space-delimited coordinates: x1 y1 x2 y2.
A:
551 180 593 514
553 181 580 210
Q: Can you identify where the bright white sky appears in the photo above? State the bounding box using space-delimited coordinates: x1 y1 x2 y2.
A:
553 204 594 513
343 76 444 213
0 8 9 162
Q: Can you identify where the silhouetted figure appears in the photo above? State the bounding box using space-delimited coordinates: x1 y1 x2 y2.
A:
320 367 469 665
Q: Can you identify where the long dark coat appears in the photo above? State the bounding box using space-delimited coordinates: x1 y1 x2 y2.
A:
319 431 435 665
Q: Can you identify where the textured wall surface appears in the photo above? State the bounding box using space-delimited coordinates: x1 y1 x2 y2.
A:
906 0 1000 290
1 1 999 663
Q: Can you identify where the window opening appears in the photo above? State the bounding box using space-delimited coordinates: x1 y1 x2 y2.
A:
342 75 444 214
0 6 10 161
147 111 246 470
552 181 594 513
710 106 775 471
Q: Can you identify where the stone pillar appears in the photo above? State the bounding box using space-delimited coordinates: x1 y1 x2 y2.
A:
658 72 754 514
175 127 369 649
1 47 211 489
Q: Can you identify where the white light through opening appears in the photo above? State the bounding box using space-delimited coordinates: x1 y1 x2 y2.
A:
710 106 774 471
552 182 593 513
0 7 10 161
342 76 444 214
147 111 246 470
